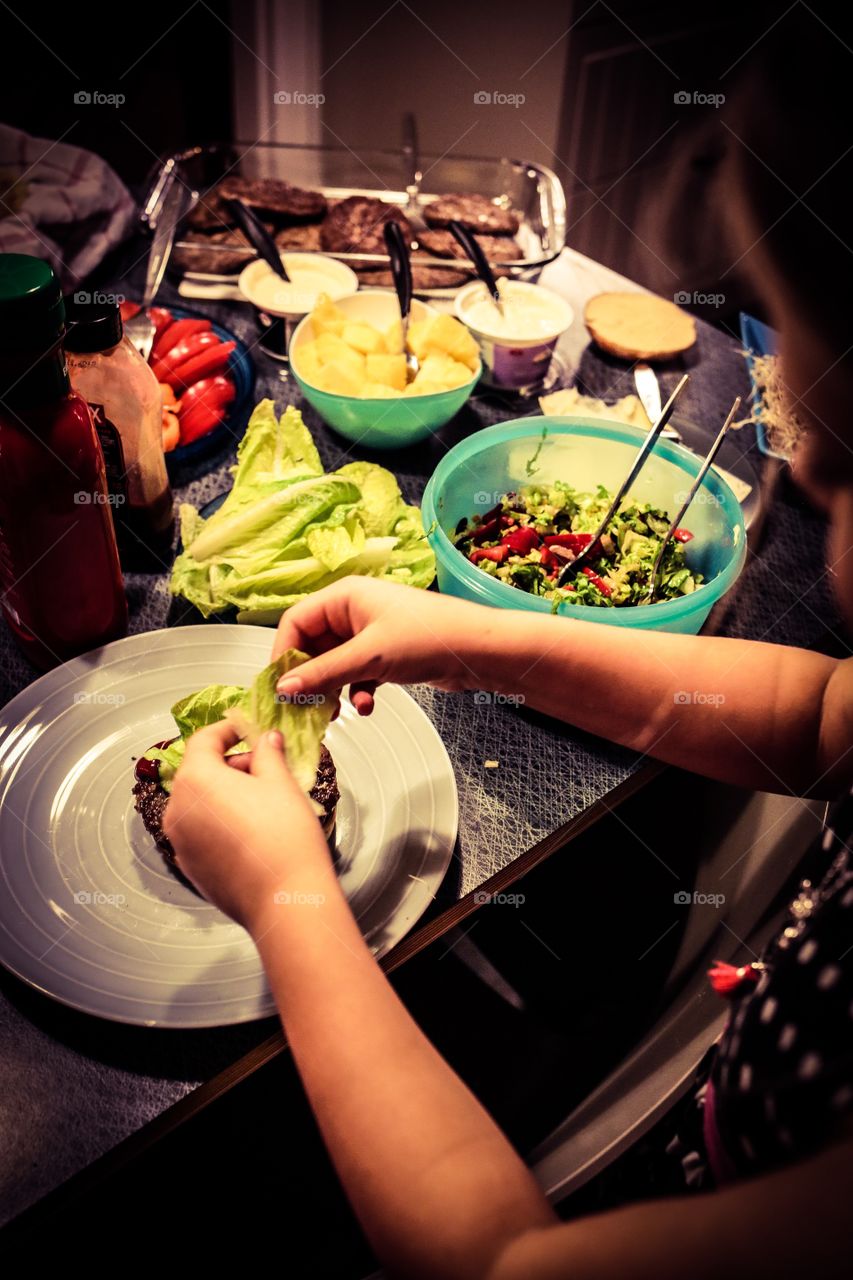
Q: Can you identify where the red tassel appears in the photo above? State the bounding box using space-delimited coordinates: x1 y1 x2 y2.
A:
708 960 761 996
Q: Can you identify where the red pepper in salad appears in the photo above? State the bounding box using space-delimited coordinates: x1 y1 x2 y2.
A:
544 532 593 552
581 566 612 597
501 526 540 555
673 528 694 543
470 545 510 565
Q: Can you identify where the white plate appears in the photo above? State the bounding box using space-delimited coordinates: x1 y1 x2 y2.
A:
0 627 457 1027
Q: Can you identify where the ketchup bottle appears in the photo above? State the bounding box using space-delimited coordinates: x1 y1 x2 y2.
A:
0 255 128 669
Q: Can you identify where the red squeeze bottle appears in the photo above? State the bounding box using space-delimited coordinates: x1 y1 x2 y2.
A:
0 255 128 669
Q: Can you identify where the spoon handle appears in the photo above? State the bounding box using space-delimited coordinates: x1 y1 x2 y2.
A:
384 220 413 328
448 220 502 308
224 198 290 282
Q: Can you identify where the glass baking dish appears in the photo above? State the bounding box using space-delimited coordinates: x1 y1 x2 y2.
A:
141 139 567 295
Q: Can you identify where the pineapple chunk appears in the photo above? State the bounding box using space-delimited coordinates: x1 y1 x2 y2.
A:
403 375 446 397
419 353 473 389
295 340 324 386
311 294 347 337
315 332 366 378
315 360 365 396
405 313 479 373
342 322 386 356
385 318 404 354
361 381 399 399
366 352 407 391
406 319 429 361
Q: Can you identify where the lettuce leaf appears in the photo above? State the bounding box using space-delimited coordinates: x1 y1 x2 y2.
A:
145 651 332 803
169 403 435 623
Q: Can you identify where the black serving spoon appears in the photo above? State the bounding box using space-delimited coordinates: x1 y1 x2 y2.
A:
383 219 418 380
224 197 291 282
447 219 504 317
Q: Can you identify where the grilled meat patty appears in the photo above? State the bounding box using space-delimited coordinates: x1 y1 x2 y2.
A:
133 742 339 869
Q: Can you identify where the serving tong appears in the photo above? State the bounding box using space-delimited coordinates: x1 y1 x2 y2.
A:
556 373 689 587
555 380 743 602
644 395 742 602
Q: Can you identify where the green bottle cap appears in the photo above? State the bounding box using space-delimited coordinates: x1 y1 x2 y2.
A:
0 254 66 351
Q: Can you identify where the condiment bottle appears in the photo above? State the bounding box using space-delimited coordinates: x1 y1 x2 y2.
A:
0 255 128 669
64 297 173 567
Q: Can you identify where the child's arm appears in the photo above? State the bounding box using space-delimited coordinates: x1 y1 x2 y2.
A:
274 578 852 797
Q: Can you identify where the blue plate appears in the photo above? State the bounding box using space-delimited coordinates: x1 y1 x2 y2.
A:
739 311 787 461
153 305 255 469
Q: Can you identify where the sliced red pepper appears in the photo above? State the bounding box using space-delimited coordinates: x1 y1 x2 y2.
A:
151 316 211 363
582 566 612 597
470 545 509 565
179 403 229 445
168 341 236 393
178 376 236 443
673 528 694 543
501 526 540 555
150 329 222 382
539 547 559 574
544 532 593 551
149 306 174 341
470 517 501 545
119 300 141 322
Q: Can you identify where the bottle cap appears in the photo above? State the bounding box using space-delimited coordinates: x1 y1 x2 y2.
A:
63 295 124 352
0 254 65 351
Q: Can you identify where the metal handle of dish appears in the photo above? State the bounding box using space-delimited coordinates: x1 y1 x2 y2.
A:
556 373 690 588
448 220 504 312
224 198 291 282
646 395 742 603
402 111 422 201
384 220 413 331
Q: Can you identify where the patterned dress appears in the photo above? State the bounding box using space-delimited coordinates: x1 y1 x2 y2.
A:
669 786 853 1188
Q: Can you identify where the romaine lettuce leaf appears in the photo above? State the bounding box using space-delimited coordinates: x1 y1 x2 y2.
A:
145 652 332 804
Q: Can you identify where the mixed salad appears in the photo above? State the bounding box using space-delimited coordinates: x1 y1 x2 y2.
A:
452 481 700 608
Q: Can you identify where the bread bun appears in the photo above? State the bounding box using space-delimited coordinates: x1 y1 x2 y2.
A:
584 292 696 361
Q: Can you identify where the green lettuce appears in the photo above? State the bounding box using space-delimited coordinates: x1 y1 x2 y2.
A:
170 401 435 622
145 651 332 803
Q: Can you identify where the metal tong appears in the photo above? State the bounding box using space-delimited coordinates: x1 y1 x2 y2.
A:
645 395 742 602
556 373 689 587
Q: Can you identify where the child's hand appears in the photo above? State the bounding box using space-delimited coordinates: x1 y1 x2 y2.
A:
163 722 331 930
272 577 496 715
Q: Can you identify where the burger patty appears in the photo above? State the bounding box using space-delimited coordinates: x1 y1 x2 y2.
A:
133 742 340 868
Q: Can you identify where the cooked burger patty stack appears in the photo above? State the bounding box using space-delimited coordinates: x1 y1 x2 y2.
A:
133 741 340 871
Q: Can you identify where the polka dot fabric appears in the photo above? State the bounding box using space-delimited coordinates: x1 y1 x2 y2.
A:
706 787 853 1182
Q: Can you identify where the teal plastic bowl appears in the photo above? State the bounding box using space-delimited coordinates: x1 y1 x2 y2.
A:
290 291 480 449
422 416 747 634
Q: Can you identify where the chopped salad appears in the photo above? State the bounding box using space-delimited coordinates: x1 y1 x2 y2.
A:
452 481 700 609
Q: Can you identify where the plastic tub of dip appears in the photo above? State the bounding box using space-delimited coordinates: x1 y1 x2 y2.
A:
454 279 573 389
239 253 358 361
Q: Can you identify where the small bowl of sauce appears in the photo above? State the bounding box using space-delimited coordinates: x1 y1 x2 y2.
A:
454 279 573 390
239 253 358 361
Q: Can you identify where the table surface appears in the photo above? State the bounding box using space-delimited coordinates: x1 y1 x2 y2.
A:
0 244 842 1228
